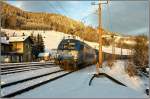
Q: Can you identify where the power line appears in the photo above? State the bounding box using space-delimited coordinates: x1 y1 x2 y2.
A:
48 1 70 17
48 1 61 14
57 2 70 16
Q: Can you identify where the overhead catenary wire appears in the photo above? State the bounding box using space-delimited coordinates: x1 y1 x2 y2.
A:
48 1 61 14
57 2 70 17
106 0 111 31
47 1 69 38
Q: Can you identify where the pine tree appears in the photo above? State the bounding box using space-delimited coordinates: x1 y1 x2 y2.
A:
30 32 45 60
30 33 45 59
30 33 38 60
37 33 44 53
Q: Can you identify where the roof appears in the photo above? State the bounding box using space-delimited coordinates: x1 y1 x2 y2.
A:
9 36 29 42
0 37 9 44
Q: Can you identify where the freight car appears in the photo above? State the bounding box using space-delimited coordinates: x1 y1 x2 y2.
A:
55 38 98 70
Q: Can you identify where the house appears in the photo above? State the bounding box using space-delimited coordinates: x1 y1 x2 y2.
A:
9 36 33 62
0 37 11 62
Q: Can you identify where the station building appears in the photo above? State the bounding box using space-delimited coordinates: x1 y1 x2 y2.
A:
0 36 33 63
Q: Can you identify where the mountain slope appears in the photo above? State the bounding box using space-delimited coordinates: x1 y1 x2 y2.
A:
1 2 100 42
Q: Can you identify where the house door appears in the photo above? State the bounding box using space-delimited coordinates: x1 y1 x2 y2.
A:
19 56 23 62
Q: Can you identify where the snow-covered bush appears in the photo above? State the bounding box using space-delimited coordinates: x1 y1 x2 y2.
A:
125 62 138 77
106 54 115 69
133 35 148 72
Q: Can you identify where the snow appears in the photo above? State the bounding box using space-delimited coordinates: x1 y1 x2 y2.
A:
14 64 148 98
1 61 53 66
100 60 149 94
9 36 29 42
124 40 136 45
1 29 147 98
1 71 69 97
0 37 9 44
1 66 51 74
2 29 132 55
1 66 61 86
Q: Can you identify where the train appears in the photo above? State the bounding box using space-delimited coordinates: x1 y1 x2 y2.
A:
55 38 98 71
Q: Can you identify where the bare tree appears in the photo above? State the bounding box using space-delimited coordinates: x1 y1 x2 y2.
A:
133 35 148 72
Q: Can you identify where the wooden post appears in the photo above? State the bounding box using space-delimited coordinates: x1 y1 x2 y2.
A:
92 0 109 74
96 1 103 74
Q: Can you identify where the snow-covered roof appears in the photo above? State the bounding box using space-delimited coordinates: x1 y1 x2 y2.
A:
0 37 9 44
38 52 50 57
9 36 29 42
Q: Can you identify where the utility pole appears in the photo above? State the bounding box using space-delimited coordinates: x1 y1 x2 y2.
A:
92 0 109 74
97 1 102 74
89 0 110 86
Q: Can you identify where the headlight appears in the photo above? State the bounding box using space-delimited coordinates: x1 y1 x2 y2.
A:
69 51 78 60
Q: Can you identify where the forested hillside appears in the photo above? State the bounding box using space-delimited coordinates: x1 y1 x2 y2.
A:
1 2 107 42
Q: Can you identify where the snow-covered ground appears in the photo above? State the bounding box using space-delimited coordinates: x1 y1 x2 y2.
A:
100 60 149 93
1 66 61 85
13 60 148 98
1 70 69 97
2 29 132 55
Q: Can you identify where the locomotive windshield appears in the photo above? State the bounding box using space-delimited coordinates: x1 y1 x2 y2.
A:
58 39 81 50
63 42 75 50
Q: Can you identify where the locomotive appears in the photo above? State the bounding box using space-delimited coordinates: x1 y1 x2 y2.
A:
55 38 98 70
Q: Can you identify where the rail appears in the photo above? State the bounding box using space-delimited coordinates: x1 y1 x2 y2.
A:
1 61 54 67
1 62 55 75
1 70 72 98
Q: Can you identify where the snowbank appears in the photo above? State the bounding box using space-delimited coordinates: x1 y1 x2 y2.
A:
100 60 148 94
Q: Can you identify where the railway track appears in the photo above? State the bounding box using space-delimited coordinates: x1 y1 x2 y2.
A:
1 62 55 75
1 69 72 98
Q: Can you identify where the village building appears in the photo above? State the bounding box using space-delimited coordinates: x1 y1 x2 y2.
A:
0 37 12 62
8 36 33 62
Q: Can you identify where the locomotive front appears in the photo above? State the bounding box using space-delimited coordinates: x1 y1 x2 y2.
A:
55 39 81 70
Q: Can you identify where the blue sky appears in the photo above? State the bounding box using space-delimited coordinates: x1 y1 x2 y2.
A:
6 0 149 36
